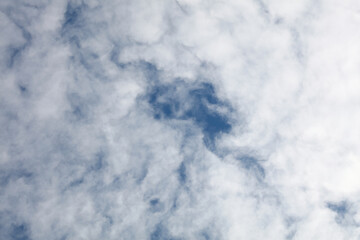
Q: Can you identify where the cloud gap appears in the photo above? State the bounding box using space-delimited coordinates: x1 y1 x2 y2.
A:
147 80 232 151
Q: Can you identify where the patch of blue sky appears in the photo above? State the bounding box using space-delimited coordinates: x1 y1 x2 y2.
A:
7 46 26 68
177 161 187 184
147 80 232 151
150 224 180 240
17 83 28 95
326 201 352 225
90 151 106 171
0 169 33 187
327 201 348 217
62 2 87 33
10 223 31 240
109 47 127 69
149 198 165 213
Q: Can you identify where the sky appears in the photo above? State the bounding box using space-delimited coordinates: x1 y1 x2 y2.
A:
0 0 360 239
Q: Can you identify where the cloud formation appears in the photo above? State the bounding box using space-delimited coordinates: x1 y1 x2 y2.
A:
1 0 360 239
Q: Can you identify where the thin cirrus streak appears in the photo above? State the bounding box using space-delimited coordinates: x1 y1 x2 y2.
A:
0 0 360 239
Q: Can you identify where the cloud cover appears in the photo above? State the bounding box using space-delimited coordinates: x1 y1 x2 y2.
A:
0 0 360 239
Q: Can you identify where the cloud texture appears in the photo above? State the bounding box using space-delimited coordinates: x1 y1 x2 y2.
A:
1 0 360 239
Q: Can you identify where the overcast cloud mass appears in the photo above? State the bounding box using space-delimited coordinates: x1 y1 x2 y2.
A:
1 0 360 239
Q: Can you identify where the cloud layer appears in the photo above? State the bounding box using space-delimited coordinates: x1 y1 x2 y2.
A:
1 0 360 239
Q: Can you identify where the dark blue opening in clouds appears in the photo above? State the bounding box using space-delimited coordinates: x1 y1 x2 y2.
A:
63 3 84 29
148 81 231 150
10 223 31 240
150 224 180 240
327 201 348 218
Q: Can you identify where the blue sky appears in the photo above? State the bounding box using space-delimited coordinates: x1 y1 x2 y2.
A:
1 0 360 239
